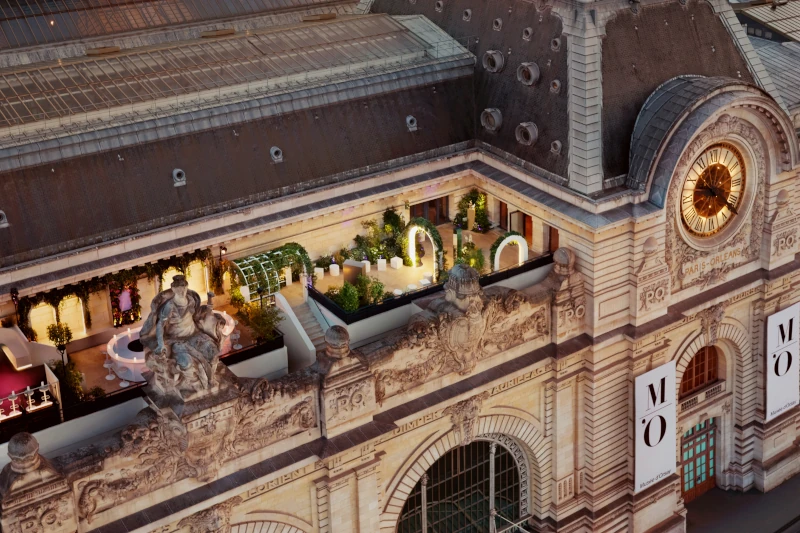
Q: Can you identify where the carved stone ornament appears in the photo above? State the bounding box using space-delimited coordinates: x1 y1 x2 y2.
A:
72 278 321 524
698 302 726 346
665 115 767 291
443 391 490 445
0 434 77 533
177 496 242 533
639 279 669 311
368 264 549 404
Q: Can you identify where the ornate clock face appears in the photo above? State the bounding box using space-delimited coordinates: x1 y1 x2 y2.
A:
680 143 745 237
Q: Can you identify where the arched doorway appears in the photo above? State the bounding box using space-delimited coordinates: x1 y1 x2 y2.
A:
396 440 531 532
679 346 721 503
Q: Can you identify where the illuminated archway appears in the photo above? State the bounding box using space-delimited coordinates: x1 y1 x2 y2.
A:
403 218 444 281
490 232 529 272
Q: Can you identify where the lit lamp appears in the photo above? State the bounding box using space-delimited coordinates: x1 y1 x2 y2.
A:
219 245 228 262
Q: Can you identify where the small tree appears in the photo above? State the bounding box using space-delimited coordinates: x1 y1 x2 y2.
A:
235 303 283 343
47 322 73 366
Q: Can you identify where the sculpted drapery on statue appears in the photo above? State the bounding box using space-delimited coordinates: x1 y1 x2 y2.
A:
140 275 227 401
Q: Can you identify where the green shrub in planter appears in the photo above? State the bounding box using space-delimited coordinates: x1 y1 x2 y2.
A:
337 282 360 313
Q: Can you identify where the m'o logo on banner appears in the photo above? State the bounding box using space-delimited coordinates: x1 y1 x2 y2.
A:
766 303 800 422
634 361 676 493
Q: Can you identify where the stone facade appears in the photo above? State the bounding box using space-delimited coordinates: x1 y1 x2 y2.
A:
3 1 800 532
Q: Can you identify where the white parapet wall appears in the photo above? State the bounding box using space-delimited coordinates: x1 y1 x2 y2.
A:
274 293 316 371
0 395 148 470
227 346 288 381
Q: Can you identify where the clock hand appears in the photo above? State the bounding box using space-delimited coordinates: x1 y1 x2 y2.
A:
707 185 739 215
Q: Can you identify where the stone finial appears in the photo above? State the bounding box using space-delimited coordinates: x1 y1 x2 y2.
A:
444 264 481 298
325 326 350 359
8 433 41 474
553 248 575 276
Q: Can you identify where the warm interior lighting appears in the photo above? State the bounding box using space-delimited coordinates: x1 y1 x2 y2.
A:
15 364 32 371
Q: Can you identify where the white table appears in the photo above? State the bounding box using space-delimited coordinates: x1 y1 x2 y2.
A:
330 264 340 276
377 258 387 271
423 272 434 282
407 284 418 291
393 289 403 296
314 267 324 279
361 260 371 273
419 279 431 287
390 257 403 269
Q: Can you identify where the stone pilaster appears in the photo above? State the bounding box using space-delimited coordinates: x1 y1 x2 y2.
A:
0 433 77 533
544 248 586 343
355 462 380 532
320 326 376 438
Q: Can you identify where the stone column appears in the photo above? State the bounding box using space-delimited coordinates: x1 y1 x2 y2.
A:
0 433 77 533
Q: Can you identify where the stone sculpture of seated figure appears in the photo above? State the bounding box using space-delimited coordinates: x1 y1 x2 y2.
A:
140 275 227 402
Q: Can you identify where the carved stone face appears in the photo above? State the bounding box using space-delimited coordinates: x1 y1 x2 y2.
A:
173 284 188 299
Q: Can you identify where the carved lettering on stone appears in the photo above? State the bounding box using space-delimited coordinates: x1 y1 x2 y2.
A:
639 279 669 311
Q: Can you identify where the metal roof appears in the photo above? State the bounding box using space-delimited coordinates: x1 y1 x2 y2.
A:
738 1 800 40
0 0 340 50
751 36 800 111
0 14 443 129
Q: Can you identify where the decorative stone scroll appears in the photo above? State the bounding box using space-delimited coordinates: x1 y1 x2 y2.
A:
364 265 549 405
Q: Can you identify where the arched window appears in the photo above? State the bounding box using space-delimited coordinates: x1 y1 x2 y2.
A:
397 440 527 533
681 346 719 398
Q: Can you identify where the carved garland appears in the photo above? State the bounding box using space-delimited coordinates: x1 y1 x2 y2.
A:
665 114 767 291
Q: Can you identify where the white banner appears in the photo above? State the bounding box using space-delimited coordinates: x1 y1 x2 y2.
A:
635 361 677 493
766 303 800 422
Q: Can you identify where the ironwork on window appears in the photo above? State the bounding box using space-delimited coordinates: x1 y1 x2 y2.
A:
680 346 719 398
397 440 533 533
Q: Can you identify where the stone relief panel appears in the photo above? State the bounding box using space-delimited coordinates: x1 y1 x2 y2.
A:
665 114 768 291
70 371 318 524
361 265 550 405
177 496 242 533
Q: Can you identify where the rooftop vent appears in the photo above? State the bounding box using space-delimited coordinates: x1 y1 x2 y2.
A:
463 8 472 21
522 27 533 41
86 46 121 56
517 62 540 86
0 210 7 228
406 115 418 132
482 50 505 73
173 168 186 187
302 13 337 22
270 146 284 163
551 140 562 155
480 108 503 133
515 123 538 146
201 28 236 38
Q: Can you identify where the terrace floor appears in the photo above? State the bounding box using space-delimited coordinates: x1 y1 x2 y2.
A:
310 224 527 296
